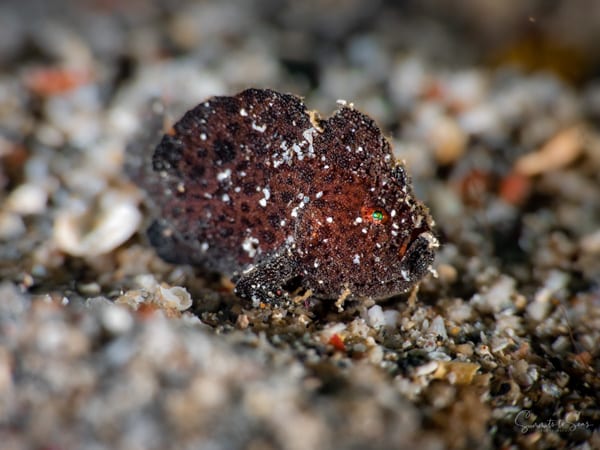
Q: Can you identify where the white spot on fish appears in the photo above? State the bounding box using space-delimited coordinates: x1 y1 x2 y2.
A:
252 122 267 133
242 236 259 258
217 169 231 181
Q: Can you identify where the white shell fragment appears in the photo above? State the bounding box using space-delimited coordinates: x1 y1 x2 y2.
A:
158 285 193 311
115 274 193 312
53 189 141 257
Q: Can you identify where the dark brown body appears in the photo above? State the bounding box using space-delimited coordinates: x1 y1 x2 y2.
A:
137 89 437 304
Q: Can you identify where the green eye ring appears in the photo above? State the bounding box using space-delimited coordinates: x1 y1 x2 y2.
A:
372 210 384 221
360 206 389 224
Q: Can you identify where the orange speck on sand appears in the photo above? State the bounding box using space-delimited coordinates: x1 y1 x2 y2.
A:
328 333 346 352
499 171 531 206
25 67 91 96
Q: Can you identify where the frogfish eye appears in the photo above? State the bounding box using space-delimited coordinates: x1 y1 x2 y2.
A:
360 206 389 224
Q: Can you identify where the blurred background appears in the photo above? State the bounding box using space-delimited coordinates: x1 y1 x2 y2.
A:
2 0 600 107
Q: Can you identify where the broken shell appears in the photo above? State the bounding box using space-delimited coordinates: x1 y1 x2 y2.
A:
54 189 141 257
157 285 192 311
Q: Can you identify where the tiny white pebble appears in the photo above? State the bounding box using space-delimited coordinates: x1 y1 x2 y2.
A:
240 108 248 116
429 316 448 340
415 361 439 376
200 133 207 140
316 191 323 199
6 183 48 215
326 217 333 223
101 304 133 334
367 305 386 328
353 254 360 265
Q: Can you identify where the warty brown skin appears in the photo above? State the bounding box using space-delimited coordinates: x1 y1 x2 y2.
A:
135 88 438 304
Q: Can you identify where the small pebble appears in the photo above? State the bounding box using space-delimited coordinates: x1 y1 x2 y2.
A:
515 124 585 176
101 304 134 335
6 183 48 215
428 315 448 340
471 275 516 313
0 212 25 240
367 305 386 329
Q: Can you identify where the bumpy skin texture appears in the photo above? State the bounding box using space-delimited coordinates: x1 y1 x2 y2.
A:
140 89 438 304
